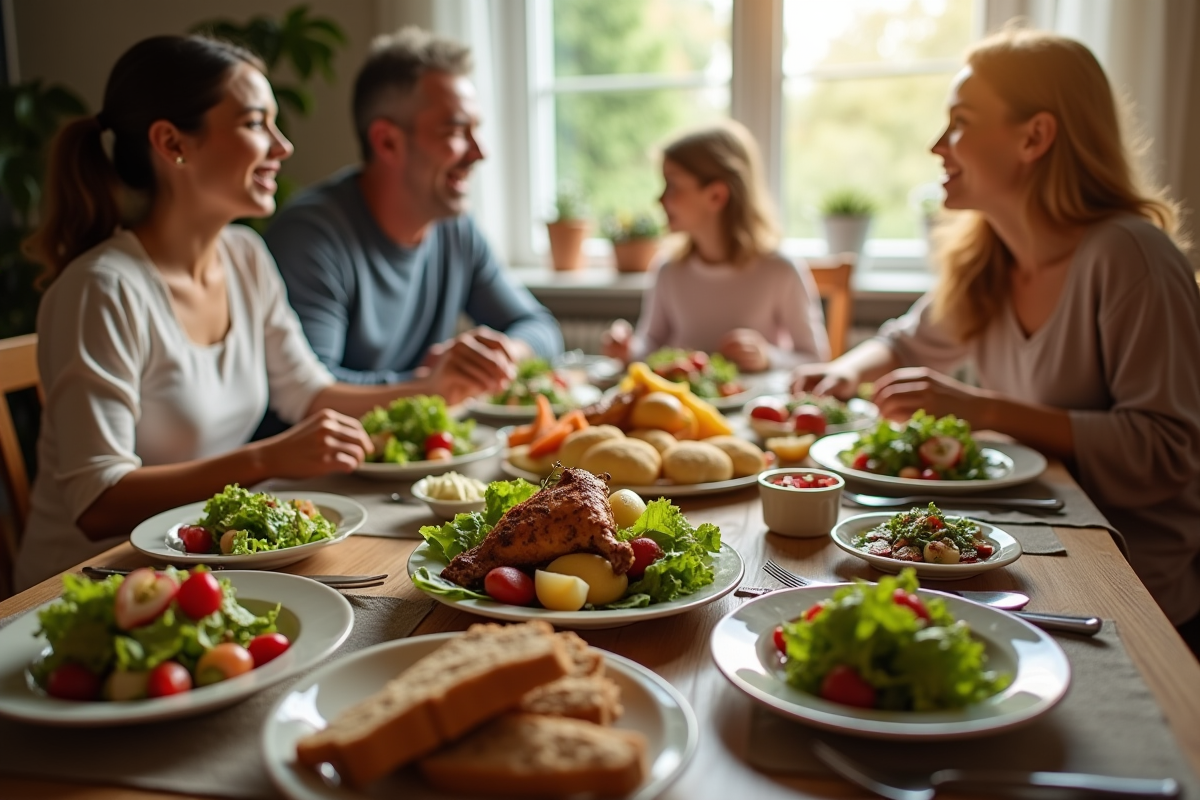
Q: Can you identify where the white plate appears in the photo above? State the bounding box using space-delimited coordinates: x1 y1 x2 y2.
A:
711 585 1070 740
0 571 353 727
809 431 1047 494
354 425 502 481
408 542 744 630
468 383 603 420
499 459 763 499
830 513 1022 580
262 634 699 800
707 387 760 412
747 397 879 440
130 492 368 569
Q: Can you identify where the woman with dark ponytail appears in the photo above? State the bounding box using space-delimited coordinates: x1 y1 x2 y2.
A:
17 36 471 589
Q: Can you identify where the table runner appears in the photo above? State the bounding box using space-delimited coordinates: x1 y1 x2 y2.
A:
745 621 1199 795
0 594 435 799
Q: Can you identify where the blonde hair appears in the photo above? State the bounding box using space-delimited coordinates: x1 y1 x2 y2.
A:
932 27 1184 342
662 120 779 265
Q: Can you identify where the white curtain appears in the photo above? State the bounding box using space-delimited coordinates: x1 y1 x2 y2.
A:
985 0 1198 200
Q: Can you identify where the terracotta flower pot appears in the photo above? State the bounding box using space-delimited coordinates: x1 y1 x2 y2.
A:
546 219 589 271
612 238 659 273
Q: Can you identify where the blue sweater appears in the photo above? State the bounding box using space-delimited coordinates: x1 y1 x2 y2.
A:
264 168 562 384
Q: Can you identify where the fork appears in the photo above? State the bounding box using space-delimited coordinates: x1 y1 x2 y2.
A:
761 560 1102 636
80 566 388 590
843 491 1064 510
813 741 1180 800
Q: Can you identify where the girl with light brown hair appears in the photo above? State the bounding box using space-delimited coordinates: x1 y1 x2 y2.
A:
794 28 1200 647
604 120 829 371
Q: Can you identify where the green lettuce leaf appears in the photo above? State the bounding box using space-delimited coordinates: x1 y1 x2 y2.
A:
411 567 490 601
618 499 722 603
483 478 539 527
418 512 490 561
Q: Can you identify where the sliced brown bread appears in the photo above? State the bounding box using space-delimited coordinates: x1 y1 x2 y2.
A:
519 674 624 725
419 713 647 797
295 621 570 788
556 630 604 677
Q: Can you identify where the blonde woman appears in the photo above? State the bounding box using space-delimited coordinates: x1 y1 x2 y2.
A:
16 36 489 590
604 121 829 372
794 29 1200 647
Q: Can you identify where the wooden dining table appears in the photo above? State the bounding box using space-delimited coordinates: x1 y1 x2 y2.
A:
2 455 1199 800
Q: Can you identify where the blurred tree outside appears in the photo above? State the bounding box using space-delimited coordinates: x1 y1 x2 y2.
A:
782 0 975 240
549 0 731 222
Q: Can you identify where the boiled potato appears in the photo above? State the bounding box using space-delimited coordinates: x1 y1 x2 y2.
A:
546 554 629 605
609 488 647 529
535 570 590 611
765 434 816 463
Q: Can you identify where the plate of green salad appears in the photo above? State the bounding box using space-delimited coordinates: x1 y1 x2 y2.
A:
406 477 744 630
357 395 502 480
0 569 353 726
467 357 603 420
831 506 1022 580
710 571 1070 740
809 411 1047 494
130 486 367 569
644 348 758 411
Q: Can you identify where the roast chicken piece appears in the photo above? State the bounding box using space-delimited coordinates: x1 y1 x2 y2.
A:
441 468 634 588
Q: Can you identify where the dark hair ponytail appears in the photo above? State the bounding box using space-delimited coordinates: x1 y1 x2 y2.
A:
25 35 264 283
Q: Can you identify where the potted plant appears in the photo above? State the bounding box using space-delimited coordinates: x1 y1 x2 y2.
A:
545 187 589 271
819 189 877 258
602 211 663 273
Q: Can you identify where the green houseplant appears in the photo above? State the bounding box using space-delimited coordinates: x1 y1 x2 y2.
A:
602 210 663 273
546 187 590 272
819 188 877 258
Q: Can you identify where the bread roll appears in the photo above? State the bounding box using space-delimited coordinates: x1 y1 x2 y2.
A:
558 425 625 467
508 444 558 477
626 428 677 454
661 441 734 484
580 438 661 485
703 435 767 477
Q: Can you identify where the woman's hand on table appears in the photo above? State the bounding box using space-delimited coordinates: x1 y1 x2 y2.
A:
872 367 989 423
718 328 770 372
791 363 860 400
258 409 373 477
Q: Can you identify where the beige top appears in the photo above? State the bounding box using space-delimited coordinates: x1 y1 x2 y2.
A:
878 215 1200 625
16 226 335 590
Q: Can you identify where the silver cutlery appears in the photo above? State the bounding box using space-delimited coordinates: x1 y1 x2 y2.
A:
761 559 1101 636
81 566 388 589
812 740 1180 800
736 582 1029 611
844 491 1064 511
389 492 420 505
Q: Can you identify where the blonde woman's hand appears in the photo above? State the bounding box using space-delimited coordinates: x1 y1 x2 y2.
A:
259 409 372 478
872 367 988 424
791 363 859 399
602 319 633 362
718 329 770 373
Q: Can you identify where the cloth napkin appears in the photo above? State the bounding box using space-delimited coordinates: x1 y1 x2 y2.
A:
0 594 435 799
745 621 1200 796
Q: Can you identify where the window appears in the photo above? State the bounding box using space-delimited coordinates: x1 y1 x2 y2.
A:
514 0 980 268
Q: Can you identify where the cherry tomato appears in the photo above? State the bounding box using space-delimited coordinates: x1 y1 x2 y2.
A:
792 405 828 435
920 468 940 480
114 568 180 631
803 602 825 622
177 525 212 554
626 537 664 580
484 567 537 605
918 435 964 469
195 643 254 687
176 571 223 620
773 625 787 654
425 431 455 456
46 663 100 701
748 398 789 424
852 452 871 471
892 589 931 622
147 661 193 697
247 633 291 667
819 665 876 708
689 351 709 371
426 447 454 462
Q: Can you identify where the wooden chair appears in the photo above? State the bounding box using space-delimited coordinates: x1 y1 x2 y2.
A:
1 334 41 596
807 255 855 358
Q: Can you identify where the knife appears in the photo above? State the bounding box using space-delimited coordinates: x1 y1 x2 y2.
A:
843 491 1064 511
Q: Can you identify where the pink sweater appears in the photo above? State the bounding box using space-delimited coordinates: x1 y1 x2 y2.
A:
630 252 830 368
878 215 1200 625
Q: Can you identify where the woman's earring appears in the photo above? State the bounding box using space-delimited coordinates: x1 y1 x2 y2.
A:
175 156 186 165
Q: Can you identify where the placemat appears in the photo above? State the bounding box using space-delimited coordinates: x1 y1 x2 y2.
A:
745 621 1199 795
0 594 435 799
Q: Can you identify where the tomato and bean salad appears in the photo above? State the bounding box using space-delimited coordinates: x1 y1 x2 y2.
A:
854 503 994 564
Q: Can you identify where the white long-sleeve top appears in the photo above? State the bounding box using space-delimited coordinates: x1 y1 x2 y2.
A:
877 214 1200 625
630 252 831 368
16 226 335 589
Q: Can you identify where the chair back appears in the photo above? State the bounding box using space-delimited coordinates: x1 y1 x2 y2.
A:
0 334 41 595
808 256 855 358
